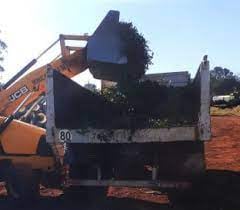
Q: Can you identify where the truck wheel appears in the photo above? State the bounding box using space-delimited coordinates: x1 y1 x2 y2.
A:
5 164 40 201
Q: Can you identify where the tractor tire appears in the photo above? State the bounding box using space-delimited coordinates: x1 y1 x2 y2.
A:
4 164 40 202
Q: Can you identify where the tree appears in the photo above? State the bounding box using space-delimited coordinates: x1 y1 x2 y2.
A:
0 32 7 72
119 22 153 81
210 66 240 96
210 66 234 80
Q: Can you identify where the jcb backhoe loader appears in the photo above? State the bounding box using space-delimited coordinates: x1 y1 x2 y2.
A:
0 10 127 200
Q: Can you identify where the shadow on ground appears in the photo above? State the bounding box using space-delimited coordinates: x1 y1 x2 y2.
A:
0 195 172 210
0 170 240 210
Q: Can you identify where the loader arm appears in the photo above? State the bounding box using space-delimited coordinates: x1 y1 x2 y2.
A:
0 44 88 116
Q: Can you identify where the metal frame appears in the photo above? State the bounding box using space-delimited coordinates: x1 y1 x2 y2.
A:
59 34 89 58
197 57 211 140
55 127 197 143
66 179 191 189
46 68 56 144
46 67 64 168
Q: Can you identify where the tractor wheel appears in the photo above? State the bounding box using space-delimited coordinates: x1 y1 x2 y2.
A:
4 164 40 202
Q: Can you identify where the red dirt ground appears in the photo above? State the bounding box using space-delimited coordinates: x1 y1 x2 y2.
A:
205 116 240 171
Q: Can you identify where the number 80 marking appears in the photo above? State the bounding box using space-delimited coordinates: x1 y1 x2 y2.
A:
59 130 72 142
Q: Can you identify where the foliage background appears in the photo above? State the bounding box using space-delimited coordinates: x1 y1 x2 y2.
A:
210 67 240 96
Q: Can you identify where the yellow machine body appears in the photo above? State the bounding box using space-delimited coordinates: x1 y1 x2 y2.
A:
0 117 54 171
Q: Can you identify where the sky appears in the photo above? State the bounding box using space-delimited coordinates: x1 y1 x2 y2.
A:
0 0 240 85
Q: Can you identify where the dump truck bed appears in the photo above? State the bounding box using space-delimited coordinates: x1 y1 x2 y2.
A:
45 57 210 189
46 58 210 144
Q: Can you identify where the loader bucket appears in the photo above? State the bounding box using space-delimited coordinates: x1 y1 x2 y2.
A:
87 10 127 65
